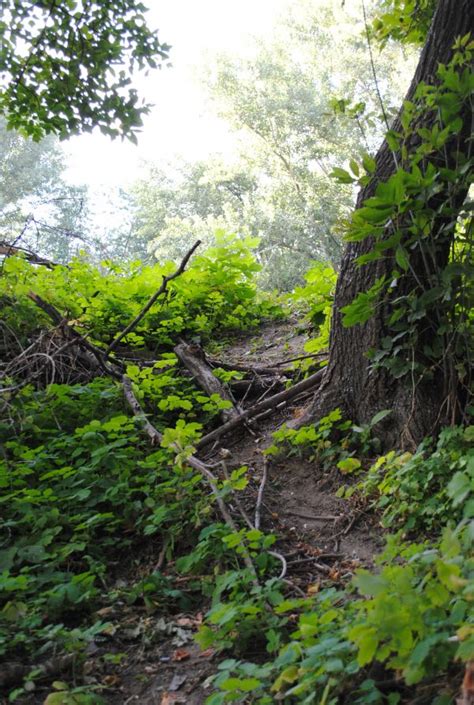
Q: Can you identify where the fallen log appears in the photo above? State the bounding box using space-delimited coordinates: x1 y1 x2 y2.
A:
196 367 324 449
174 340 241 422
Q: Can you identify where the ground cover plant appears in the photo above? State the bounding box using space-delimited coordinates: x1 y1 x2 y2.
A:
1 231 473 704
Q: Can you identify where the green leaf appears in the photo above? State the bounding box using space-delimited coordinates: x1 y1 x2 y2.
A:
362 152 377 173
330 167 356 184
395 246 410 272
220 677 262 692
370 409 392 426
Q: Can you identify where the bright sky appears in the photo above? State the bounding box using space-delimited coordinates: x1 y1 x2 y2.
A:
65 0 288 189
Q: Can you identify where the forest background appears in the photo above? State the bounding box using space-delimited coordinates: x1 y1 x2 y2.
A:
1 0 416 289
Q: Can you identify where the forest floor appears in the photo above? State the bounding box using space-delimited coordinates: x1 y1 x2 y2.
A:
81 317 384 705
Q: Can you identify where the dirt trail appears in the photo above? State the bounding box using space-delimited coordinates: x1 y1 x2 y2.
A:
207 318 382 566
121 319 382 704
13 319 382 705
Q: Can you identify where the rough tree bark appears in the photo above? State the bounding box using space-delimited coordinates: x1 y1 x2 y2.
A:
299 0 473 448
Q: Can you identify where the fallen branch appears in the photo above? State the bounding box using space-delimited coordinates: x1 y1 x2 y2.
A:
254 456 268 531
0 241 59 268
197 368 324 449
271 351 327 367
27 291 122 379
174 340 241 422
122 375 258 582
106 240 201 357
268 550 287 579
286 511 341 522
208 358 292 375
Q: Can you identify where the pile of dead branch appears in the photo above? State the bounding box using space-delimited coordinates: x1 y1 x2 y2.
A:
1 242 325 446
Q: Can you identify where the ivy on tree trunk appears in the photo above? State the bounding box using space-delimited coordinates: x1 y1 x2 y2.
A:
300 0 474 448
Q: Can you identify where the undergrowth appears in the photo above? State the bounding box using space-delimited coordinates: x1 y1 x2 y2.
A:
0 74 474 705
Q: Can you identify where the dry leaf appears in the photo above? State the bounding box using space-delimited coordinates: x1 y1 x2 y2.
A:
172 648 191 662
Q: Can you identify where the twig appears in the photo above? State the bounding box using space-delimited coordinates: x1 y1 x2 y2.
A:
281 579 306 598
106 240 201 357
254 457 268 530
27 291 122 378
361 0 391 134
0 241 59 268
285 511 341 522
154 537 170 571
123 375 162 444
197 368 324 449
272 352 327 366
268 550 287 579
208 359 291 375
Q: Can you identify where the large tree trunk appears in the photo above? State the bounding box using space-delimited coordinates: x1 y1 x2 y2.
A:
299 0 473 448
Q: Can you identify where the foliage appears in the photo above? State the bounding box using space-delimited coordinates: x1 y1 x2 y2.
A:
350 522 474 686
265 407 391 466
289 261 337 360
0 118 89 262
0 0 169 140
0 234 282 353
207 472 473 705
334 39 473 408
0 237 284 693
372 0 437 46
348 425 474 534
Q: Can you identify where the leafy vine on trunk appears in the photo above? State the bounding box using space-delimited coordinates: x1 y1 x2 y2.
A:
300 1 473 448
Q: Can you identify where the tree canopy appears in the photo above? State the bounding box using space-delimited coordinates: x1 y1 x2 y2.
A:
0 0 169 141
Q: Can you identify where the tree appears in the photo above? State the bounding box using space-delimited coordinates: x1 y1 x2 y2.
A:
126 1 415 290
300 0 473 447
205 0 416 281
0 118 89 261
0 0 169 141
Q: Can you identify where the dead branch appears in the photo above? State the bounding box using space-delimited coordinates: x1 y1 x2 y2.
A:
208 358 292 375
106 240 201 357
254 456 268 530
286 511 341 522
230 375 284 398
0 241 59 268
122 374 258 582
197 368 324 449
271 352 328 367
27 291 122 379
174 340 241 422
268 550 287 579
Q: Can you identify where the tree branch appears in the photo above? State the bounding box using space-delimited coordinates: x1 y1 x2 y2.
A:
106 240 201 357
197 368 324 448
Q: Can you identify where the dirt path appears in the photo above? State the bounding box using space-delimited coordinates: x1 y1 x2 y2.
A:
122 319 382 704
11 319 381 705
